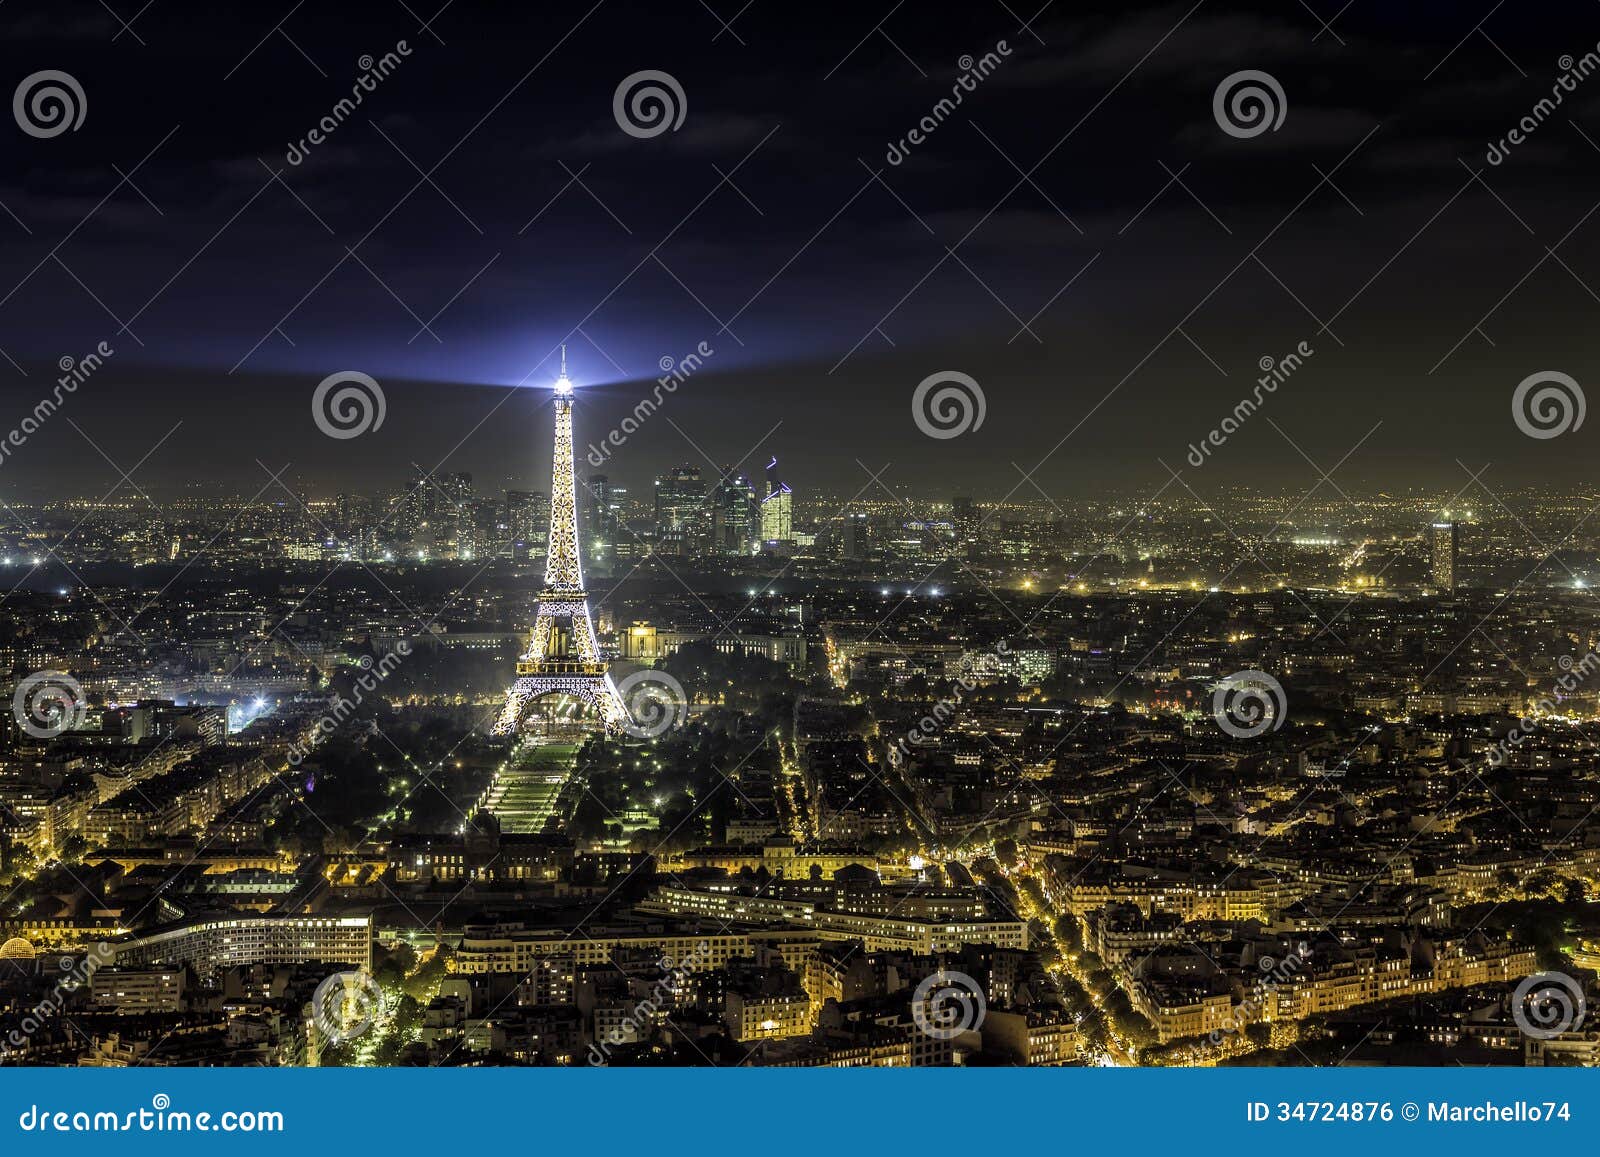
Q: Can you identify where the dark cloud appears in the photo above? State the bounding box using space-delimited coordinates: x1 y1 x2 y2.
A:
0 0 1598 501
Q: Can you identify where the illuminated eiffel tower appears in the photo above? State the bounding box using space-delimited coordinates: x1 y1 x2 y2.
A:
492 350 627 736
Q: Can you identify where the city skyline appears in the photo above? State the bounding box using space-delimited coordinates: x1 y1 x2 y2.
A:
2 3 1600 494
2 0 1599 1091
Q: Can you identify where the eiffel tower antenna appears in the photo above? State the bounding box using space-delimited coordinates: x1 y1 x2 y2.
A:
492 357 626 737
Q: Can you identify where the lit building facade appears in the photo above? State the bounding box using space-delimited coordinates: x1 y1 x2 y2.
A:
1430 520 1459 591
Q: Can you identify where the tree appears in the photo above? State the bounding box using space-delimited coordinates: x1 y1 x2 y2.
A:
374 942 417 988
1054 913 1083 953
403 941 455 1003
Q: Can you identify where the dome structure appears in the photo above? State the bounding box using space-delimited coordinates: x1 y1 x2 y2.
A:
0 937 36 961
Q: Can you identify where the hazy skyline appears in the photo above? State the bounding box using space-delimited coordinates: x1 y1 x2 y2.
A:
2 1 1600 497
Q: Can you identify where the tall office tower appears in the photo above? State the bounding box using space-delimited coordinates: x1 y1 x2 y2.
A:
531 491 551 541
437 474 473 559
712 469 756 555
393 467 433 539
456 499 500 560
841 510 869 560
951 495 978 544
505 489 549 547
597 478 628 562
494 353 627 735
654 465 707 555
1430 521 1459 592
761 456 793 544
334 493 371 536
579 473 608 576
440 472 473 508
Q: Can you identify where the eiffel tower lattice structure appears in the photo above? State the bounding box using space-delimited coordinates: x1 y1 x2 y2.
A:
492 352 628 736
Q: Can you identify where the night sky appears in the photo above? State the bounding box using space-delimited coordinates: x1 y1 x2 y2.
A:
2 0 1600 500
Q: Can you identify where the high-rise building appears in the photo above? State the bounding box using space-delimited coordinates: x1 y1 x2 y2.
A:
505 489 549 549
951 496 978 545
761 457 793 546
585 475 625 572
457 498 500 560
712 469 757 556
334 493 373 536
395 467 444 541
1430 521 1459 592
841 511 869 560
654 465 707 554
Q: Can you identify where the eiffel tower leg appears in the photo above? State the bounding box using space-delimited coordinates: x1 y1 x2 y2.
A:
493 677 538 736
598 673 628 732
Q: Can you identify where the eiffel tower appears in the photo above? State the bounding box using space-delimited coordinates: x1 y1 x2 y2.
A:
492 350 627 736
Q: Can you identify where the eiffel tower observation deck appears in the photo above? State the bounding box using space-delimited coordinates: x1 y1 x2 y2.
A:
492 350 627 737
